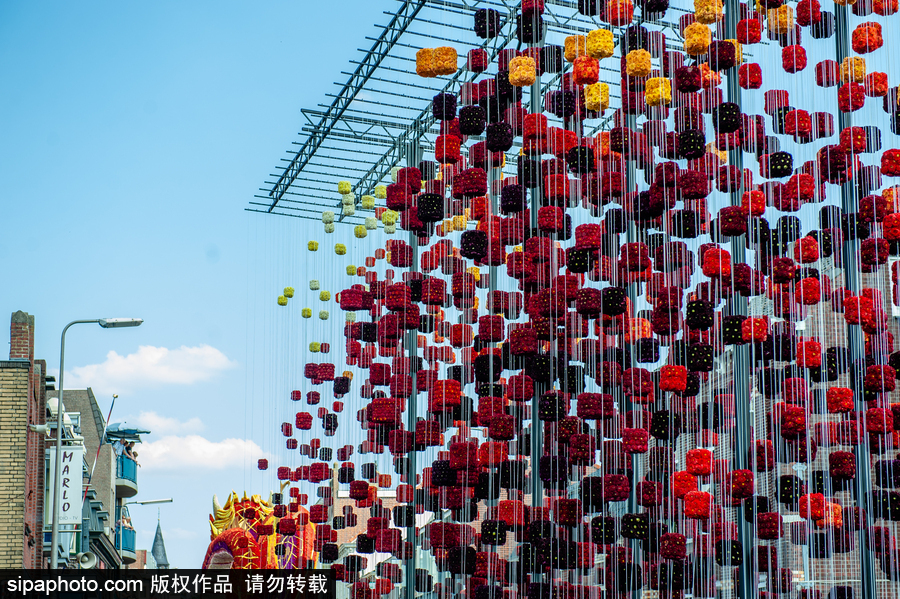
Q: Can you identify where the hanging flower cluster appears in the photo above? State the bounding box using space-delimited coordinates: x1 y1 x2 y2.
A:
258 0 900 591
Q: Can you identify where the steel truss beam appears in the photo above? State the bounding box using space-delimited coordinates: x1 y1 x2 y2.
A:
264 0 428 212
254 0 695 225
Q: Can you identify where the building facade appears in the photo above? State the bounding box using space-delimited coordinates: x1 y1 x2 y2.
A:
0 311 48 568
0 310 156 569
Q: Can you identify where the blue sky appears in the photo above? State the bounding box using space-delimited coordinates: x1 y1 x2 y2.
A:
1 1 388 568
4 0 899 572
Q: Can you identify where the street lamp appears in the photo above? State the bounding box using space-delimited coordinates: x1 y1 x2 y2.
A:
118 498 173 568
50 318 143 570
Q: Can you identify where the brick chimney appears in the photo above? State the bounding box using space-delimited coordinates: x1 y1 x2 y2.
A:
10 311 34 362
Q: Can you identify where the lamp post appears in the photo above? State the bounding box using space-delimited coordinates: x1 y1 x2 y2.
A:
50 318 143 570
118 498 173 568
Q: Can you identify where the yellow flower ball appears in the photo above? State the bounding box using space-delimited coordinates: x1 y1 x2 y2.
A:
726 39 743 64
625 50 652 78
308 241 319 251
452 215 467 230
361 195 375 209
284 287 294 298
309 342 321 353
382 210 398 225
841 57 866 83
375 185 387 199
587 29 614 59
338 181 352 195
884 186 900 211
335 244 347 255
585 83 610 111
694 0 724 23
319 310 329 320
564 35 587 62
767 6 794 34
302 308 312 318
508 56 536 87
645 77 672 106
354 225 368 239
346 265 357 275
319 291 331 302
683 22 711 56
707 142 728 162
467 266 481 281
433 46 458 76
416 48 437 78
277 296 288 306
342 370 353 380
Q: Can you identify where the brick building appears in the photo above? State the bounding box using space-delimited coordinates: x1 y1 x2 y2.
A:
0 311 48 568
50 387 122 568
0 310 155 570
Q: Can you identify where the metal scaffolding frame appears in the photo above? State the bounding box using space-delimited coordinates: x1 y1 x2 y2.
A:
249 0 691 224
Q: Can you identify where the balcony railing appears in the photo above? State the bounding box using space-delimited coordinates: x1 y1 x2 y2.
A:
116 527 136 556
115 455 138 498
116 455 137 482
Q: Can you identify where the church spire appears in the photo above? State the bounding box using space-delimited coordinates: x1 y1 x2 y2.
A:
150 521 169 569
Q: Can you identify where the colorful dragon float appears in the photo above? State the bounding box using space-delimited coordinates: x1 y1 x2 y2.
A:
202 490 317 569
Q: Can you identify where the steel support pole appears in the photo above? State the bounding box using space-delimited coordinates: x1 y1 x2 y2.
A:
51 319 101 569
118 498 125 569
528 29 545 592
619 29 645 599
405 139 422 599
719 3 756 598
834 6 876 598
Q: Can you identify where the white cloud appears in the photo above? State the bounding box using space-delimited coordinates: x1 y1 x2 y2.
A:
137 435 267 472
66 345 237 395
120 411 205 436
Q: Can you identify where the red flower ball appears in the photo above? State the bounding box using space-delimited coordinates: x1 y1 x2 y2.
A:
686 448 713 476
838 82 866 112
757 513 783 540
738 63 762 89
684 491 713 519
882 149 900 177
827 387 854 413
736 18 762 44
782 45 808 73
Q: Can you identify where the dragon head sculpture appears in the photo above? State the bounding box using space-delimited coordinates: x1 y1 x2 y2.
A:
201 488 316 569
